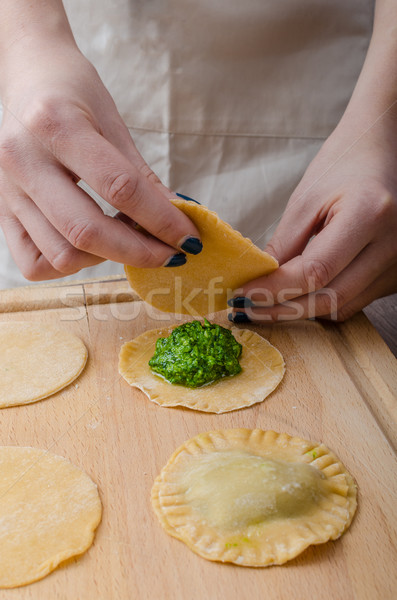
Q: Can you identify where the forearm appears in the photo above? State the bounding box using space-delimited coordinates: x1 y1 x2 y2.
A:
343 0 397 123
0 0 77 96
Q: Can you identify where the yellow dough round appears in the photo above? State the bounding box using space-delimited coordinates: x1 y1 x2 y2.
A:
124 198 278 315
0 446 102 588
0 322 88 408
152 429 357 566
119 325 285 413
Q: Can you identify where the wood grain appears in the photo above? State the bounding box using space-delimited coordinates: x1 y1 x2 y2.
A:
0 281 396 600
364 293 397 358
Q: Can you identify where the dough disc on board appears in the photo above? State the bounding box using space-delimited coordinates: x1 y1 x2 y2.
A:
0 322 87 408
152 429 357 566
119 325 285 413
0 446 102 588
124 198 278 315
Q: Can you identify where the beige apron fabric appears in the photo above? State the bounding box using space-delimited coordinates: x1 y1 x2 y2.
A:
0 0 374 289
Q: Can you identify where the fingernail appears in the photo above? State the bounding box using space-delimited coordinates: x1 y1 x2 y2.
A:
180 236 203 255
176 192 201 204
228 312 252 324
164 252 187 267
227 296 254 308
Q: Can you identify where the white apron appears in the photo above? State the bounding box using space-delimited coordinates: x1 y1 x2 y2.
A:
0 0 374 289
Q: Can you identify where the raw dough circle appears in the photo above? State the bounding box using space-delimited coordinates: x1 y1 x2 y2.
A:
0 446 102 588
152 429 357 567
124 198 278 315
119 325 285 413
0 322 88 408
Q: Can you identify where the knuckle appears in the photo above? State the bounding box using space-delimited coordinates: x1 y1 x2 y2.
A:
264 241 280 261
140 163 161 186
0 195 16 220
0 133 21 170
154 216 176 240
49 246 81 274
132 253 156 268
315 289 341 315
105 171 140 210
24 97 69 145
10 200 26 222
25 97 57 131
335 304 357 322
0 212 16 228
372 192 396 222
65 220 98 252
302 258 331 290
130 238 159 268
10 229 43 281
19 258 43 282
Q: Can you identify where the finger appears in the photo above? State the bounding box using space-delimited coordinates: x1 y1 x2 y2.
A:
7 185 105 274
321 265 397 322
0 211 64 281
102 120 176 200
238 206 375 305
26 111 202 250
4 155 188 268
263 193 322 265
313 238 397 318
230 242 397 323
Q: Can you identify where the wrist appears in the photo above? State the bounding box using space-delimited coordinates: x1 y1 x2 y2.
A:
0 1 78 93
340 1 397 128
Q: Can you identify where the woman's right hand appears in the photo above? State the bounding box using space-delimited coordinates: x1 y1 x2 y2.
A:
0 9 201 281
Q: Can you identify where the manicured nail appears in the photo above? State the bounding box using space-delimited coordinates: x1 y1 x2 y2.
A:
180 236 203 255
227 296 254 308
228 312 252 323
176 192 201 204
164 253 187 267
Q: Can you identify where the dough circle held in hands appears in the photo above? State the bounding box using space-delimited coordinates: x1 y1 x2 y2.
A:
152 429 357 566
0 322 87 408
119 326 285 413
0 446 102 588
124 198 278 315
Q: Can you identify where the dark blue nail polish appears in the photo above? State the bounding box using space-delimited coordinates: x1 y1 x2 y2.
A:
176 192 201 204
180 237 203 255
228 312 252 324
227 296 254 308
164 253 187 267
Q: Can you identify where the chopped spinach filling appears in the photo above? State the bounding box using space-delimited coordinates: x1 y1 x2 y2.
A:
149 319 242 388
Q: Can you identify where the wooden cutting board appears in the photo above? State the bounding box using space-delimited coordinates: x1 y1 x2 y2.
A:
0 278 396 600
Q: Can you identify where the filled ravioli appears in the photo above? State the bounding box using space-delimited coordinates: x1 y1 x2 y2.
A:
152 429 357 566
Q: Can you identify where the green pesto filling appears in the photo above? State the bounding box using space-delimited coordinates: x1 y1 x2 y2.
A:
148 319 242 388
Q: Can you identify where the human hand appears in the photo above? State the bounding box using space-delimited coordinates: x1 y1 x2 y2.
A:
0 38 201 281
228 107 397 322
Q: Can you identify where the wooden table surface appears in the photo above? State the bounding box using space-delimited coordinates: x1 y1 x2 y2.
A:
0 277 396 600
